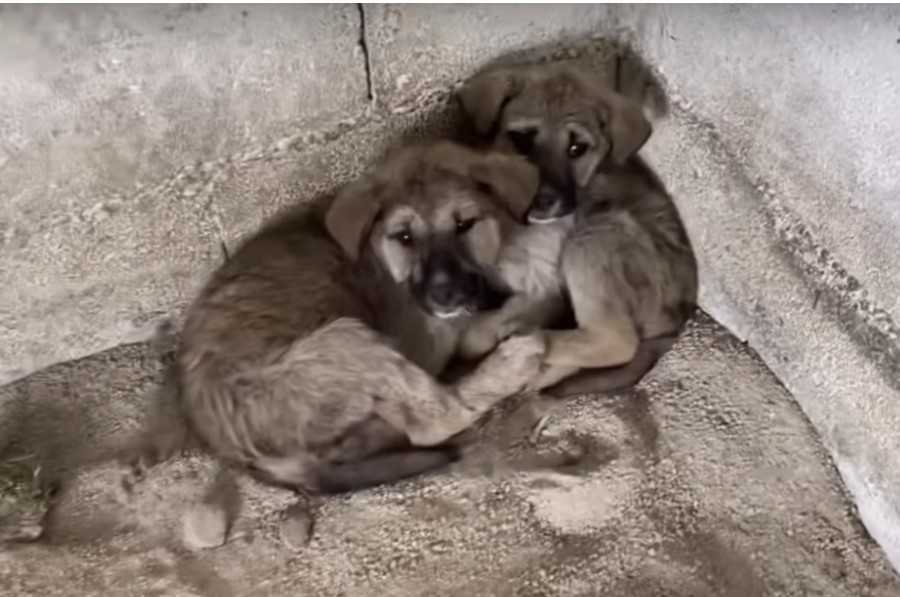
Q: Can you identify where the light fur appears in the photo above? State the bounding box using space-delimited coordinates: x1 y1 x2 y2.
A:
123 140 547 547
456 62 698 397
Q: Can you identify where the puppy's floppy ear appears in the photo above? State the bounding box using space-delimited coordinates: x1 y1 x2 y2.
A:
325 180 382 261
470 152 539 221
595 87 652 164
457 67 525 137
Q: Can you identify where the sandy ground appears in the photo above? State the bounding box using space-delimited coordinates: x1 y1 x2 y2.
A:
1 311 898 596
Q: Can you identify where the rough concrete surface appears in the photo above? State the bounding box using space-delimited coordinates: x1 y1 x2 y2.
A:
2 2 900 589
0 4 367 384
363 4 616 106
611 4 900 571
360 3 900 572
2 314 899 596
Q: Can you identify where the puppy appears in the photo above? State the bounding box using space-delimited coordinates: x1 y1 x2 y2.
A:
456 62 698 397
125 140 546 548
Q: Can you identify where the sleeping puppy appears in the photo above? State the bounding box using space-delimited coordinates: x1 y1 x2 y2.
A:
455 61 698 397
123 140 546 549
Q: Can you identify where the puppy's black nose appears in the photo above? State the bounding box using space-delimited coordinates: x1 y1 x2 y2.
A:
533 187 559 211
428 270 459 307
528 183 575 222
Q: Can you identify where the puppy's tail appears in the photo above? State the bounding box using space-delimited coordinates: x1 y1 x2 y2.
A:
117 365 200 471
544 336 678 398
315 448 460 495
118 320 200 472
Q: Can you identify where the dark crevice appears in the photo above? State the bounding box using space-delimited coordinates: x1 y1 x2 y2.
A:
614 53 623 93
219 240 230 263
356 4 374 102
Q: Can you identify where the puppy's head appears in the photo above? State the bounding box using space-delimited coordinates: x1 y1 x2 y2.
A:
326 141 538 319
457 63 651 222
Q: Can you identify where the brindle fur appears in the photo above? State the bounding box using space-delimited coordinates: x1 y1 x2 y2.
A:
456 62 698 397
124 140 547 547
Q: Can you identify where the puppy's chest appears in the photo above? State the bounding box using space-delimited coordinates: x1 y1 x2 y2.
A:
375 289 459 377
497 217 573 297
389 312 459 377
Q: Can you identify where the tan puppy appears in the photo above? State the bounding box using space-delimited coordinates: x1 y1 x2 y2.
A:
456 62 698 397
125 140 547 548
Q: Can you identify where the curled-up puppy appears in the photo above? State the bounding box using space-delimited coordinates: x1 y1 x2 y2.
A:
456 61 698 397
124 140 547 549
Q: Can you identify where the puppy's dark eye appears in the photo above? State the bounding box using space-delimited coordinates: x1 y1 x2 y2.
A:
391 230 414 247
507 130 536 155
456 218 477 235
567 141 589 159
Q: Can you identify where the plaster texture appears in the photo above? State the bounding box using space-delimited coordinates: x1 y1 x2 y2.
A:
360 3 900 572
2 3 900 585
0 4 366 383
1 315 898 596
618 4 900 572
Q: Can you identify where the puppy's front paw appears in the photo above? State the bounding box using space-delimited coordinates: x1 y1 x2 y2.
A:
525 360 560 393
459 325 500 360
496 317 533 342
492 332 546 388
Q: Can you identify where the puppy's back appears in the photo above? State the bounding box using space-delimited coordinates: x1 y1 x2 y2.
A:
175 206 370 467
573 157 698 337
180 208 367 369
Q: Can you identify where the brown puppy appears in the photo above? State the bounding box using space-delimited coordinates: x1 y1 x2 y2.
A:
456 62 698 397
127 140 546 548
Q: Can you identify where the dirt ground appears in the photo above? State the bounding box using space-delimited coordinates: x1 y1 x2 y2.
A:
1 312 898 596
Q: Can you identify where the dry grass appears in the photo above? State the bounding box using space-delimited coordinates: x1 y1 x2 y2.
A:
0 454 50 542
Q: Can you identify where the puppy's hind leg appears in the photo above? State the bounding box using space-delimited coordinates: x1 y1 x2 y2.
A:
315 449 460 494
544 335 677 398
528 252 640 391
232 318 543 547
531 321 640 391
255 414 461 496
374 331 547 446
294 318 545 448
458 293 566 361
118 364 202 498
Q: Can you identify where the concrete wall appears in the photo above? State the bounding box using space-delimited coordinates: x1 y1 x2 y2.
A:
0 4 367 382
1 3 899 572
620 5 900 572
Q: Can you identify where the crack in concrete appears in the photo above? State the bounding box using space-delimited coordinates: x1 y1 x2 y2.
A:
0 37 658 386
356 3 374 102
16 32 896 406
614 53 623 92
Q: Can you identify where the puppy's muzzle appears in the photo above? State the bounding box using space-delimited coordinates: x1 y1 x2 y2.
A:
527 184 575 223
420 252 488 319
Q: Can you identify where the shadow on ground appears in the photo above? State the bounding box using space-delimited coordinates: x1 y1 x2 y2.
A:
1 35 898 596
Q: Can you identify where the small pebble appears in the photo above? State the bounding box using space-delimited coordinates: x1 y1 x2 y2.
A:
182 502 229 551
279 504 314 551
